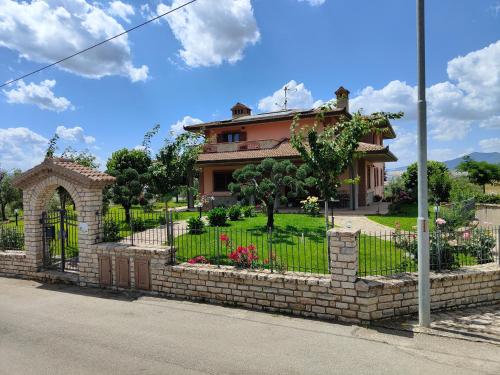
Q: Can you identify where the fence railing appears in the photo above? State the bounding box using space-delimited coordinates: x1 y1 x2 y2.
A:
359 225 500 277
97 209 330 274
0 220 25 251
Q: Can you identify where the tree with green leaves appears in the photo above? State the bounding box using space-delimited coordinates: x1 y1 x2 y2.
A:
45 134 59 158
0 169 22 221
229 158 309 228
458 156 500 193
148 132 202 211
106 148 152 221
401 161 452 203
291 104 403 228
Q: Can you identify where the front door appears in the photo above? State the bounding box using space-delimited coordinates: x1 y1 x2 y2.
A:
41 210 79 272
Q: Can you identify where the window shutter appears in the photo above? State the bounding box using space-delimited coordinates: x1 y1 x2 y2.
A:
240 132 247 141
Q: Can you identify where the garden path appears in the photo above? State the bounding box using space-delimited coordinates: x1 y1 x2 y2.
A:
120 220 189 246
332 215 395 233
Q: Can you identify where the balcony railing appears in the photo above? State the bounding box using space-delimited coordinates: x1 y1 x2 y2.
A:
203 139 283 153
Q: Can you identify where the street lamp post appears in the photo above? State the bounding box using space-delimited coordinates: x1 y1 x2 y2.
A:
417 0 431 327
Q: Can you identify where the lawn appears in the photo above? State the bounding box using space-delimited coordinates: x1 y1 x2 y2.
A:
366 202 439 231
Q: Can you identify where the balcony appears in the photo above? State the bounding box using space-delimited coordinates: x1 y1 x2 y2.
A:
203 139 283 153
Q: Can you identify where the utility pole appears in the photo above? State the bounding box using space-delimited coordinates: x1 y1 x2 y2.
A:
417 0 430 327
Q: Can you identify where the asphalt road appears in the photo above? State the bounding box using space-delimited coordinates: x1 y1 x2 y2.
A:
0 277 499 375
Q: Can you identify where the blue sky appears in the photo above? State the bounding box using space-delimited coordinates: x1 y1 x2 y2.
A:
1 0 499 171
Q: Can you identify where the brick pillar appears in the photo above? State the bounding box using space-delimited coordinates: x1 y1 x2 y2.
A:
22 187 44 272
328 228 359 285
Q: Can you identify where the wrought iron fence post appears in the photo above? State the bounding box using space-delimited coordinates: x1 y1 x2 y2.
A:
60 209 66 272
268 227 273 273
436 228 441 271
216 226 220 268
129 211 134 246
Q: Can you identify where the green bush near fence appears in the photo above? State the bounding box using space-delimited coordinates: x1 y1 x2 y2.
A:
0 226 24 250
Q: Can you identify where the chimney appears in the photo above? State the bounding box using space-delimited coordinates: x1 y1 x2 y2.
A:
335 86 350 112
231 102 252 119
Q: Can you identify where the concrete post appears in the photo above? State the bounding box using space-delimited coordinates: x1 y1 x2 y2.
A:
327 228 359 286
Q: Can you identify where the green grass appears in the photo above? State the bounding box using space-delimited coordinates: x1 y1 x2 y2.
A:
366 202 440 231
174 213 330 273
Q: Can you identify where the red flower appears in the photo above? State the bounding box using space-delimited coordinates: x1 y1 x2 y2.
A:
220 234 230 242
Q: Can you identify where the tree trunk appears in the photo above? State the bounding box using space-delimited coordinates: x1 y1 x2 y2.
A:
125 206 131 223
274 194 280 213
266 205 274 229
0 202 6 221
58 190 66 210
187 171 194 209
482 184 486 194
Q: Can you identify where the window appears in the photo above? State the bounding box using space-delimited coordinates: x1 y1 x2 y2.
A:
217 132 246 143
213 171 234 192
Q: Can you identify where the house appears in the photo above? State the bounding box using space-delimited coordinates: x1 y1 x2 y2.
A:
184 86 397 210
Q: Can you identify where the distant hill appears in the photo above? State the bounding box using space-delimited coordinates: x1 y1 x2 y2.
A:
388 152 500 173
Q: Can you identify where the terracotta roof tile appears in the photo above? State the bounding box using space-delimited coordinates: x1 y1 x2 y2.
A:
197 141 397 163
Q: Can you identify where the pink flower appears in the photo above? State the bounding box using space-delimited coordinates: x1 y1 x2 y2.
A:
463 231 471 240
220 234 229 242
435 218 446 226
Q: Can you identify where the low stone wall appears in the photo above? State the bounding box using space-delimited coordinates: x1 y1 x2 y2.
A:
0 251 32 278
357 264 500 321
476 203 500 226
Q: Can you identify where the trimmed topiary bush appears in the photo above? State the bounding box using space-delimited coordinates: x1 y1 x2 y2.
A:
187 216 204 234
103 220 121 242
242 205 256 218
130 216 146 231
207 207 227 226
227 205 242 221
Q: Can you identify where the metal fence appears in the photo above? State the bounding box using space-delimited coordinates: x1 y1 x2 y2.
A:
0 219 24 251
97 209 330 274
359 225 500 277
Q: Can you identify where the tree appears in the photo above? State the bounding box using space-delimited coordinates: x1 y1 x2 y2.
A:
106 149 152 221
401 161 452 203
229 158 308 228
0 170 22 221
291 104 403 228
45 134 59 158
148 132 202 211
458 156 500 193
61 147 99 169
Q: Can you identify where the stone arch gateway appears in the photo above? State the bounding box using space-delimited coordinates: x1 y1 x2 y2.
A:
12 158 115 274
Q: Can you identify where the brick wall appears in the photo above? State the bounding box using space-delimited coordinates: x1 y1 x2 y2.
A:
0 251 32 278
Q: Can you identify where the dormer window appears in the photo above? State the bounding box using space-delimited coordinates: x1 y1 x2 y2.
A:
231 102 252 118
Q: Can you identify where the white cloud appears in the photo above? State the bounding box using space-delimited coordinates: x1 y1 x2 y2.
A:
0 0 148 82
386 129 417 168
56 126 95 145
350 40 500 141
107 1 135 23
157 0 260 67
297 0 326 6
350 80 417 119
479 138 500 153
258 80 320 112
170 116 203 135
0 127 47 170
3 80 73 112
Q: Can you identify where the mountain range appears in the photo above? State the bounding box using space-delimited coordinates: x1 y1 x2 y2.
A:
388 152 500 172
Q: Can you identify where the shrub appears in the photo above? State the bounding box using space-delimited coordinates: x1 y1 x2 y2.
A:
460 229 495 264
0 227 24 250
103 220 121 242
227 205 242 221
187 255 209 264
187 216 204 234
158 215 167 225
300 196 320 216
130 216 146 231
373 194 382 202
241 205 256 218
207 207 227 226
450 177 482 203
476 194 500 204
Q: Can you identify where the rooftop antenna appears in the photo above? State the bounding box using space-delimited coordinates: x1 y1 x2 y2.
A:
275 85 297 110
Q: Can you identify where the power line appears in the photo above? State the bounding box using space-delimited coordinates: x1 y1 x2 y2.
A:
0 0 198 88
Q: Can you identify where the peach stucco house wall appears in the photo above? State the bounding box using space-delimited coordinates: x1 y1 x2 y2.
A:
186 87 396 210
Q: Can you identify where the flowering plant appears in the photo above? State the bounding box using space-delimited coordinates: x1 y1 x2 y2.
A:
219 234 258 268
435 218 446 226
300 196 320 216
188 256 209 264
228 244 258 268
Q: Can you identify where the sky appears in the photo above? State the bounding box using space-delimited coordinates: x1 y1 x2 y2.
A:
0 0 499 171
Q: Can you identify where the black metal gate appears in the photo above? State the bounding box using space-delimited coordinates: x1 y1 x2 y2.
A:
41 210 79 272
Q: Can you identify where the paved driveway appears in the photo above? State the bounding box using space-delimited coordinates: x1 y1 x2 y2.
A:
0 277 499 375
